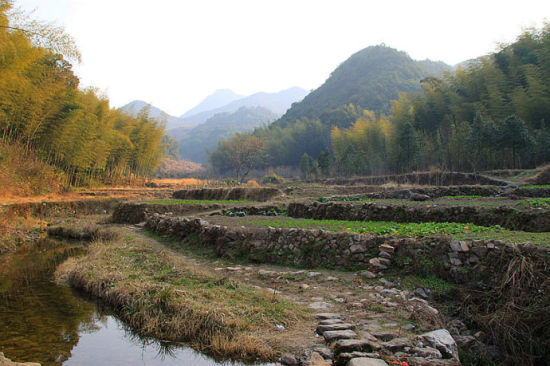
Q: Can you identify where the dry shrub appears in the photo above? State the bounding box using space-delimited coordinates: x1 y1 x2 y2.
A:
0 142 62 198
460 248 550 364
246 179 260 187
524 164 550 185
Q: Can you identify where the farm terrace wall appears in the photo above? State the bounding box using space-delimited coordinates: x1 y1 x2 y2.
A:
144 214 550 285
287 201 550 232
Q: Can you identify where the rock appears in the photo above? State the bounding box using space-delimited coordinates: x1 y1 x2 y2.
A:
372 332 395 341
350 244 367 254
306 352 332 366
379 244 395 253
326 276 339 281
300 284 310 290
315 313 344 320
378 257 391 266
368 258 388 272
307 271 322 278
359 270 377 279
317 323 354 333
414 287 429 299
418 329 459 359
313 346 334 360
410 193 430 201
323 329 359 342
320 318 345 325
347 357 388 366
381 337 413 351
379 251 392 260
401 357 460 366
460 241 470 252
335 339 379 353
280 354 299 365
401 323 415 331
309 302 332 310
337 352 381 364
225 266 241 271
449 241 461 252
379 278 395 288
258 269 276 276
412 346 443 359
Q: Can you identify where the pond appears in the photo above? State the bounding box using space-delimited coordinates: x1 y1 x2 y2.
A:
0 239 272 366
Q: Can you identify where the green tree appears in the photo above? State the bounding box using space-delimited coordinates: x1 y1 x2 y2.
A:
497 115 535 168
299 153 316 178
317 149 332 176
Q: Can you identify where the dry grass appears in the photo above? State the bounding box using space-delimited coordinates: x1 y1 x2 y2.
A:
524 164 550 185
55 229 309 362
0 142 63 199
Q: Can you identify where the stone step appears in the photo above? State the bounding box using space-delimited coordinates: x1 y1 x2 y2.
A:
315 313 345 320
334 339 380 353
319 318 345 325
317 323 354 334
323 329 359 342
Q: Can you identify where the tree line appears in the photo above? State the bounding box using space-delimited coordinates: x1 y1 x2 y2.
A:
210 24 550 178
0 0 165 186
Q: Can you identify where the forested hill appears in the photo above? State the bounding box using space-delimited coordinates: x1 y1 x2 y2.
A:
275 45 451 127
178 106 277 163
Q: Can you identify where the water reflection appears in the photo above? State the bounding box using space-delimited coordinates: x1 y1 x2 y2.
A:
0 239 273 366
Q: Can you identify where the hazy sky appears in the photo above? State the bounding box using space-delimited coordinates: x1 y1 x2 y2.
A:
15 0 550 116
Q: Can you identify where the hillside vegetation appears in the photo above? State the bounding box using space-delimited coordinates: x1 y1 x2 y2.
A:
211 26 550 177
0 2 165 190
177 106 277 163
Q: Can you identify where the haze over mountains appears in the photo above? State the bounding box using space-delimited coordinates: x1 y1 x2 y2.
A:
121 87 308 130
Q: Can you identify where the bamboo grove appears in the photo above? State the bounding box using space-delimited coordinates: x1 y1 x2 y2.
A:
0 1 165 186
210 24 550 177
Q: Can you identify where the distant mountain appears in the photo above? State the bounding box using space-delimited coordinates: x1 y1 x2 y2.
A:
169 87 307 129
176 106 277 163
180 89 243 119
276 45 451 127
120 100 178 125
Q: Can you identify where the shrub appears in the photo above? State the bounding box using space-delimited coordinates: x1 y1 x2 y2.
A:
261 173 284 184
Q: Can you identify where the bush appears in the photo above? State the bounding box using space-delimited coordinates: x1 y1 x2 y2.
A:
246 180 260 187
261 174 284 184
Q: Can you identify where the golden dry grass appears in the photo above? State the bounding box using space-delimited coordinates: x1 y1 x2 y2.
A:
55 230 308 362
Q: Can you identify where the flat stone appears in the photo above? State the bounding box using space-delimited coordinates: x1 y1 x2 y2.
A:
337 352 381 364
369 258 388 271
379 244 395 253
413 346 443 359
350 244 367 254
319 318 345 325
359 270 377 279
379 251 392 259
312 346 334 360
379 278 395 287
335 339 379 353
381 337 413 351
258 270 276 276
225 266 241 271
307 271 322 278
326 276 339 281
299 284 310 289
323 329 359 342
347 358 388 366
414 287 429 299
378 257 391 266
317 323 354 333
315 313 344 320
309 302 332 310
460 241 470 252
449 241 461 252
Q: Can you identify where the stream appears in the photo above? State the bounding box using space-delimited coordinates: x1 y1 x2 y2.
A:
0 239 272 366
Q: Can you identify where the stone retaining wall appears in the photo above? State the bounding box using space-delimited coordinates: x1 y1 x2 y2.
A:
172 187 283 202
144 214 550 283
287 201 550 232
321 172 510 187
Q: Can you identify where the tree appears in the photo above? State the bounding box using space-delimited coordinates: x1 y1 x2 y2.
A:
210 133 267 182
317 149 332 176
498 115 535 168
299 153 316 178
392 122 419 172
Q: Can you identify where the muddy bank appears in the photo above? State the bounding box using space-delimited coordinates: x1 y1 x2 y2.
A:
321 171 511 187
287 201 550 232
173 187 283 202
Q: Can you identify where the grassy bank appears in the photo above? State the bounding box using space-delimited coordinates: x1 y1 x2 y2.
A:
145 199 253 204
55 229 309 362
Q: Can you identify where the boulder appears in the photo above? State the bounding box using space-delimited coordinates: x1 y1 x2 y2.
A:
323 329 359 342
347 358 388 366
418 329 459 359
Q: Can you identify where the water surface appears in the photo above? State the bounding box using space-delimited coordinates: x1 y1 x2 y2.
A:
0 239 271 366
